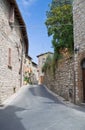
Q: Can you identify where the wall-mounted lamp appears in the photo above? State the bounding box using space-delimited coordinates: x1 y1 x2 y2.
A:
74 45 79 54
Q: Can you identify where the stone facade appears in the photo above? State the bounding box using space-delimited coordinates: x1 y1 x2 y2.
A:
44 57 74 102
43 0 85 105
0 0 28 103
37 52 53 84
31 62 38 84
73 0 85 104
24 55 32 85
24 56 38 84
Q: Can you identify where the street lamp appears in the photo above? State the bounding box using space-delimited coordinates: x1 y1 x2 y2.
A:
74 45 79 54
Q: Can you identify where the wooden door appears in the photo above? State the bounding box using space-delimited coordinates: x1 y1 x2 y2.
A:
82 69 85 102
40 76 44 84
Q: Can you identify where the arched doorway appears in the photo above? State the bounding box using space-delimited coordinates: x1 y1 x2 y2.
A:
81 59 85 102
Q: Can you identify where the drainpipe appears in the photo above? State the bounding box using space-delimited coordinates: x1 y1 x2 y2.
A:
20 52 23 87
20 41 24 87
74 69 76 104
74 46 80 104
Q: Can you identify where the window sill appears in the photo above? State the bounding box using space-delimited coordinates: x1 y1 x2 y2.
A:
8 65 12 70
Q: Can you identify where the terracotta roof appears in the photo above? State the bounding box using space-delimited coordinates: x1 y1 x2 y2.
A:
7 0 29 54
37 52 53 57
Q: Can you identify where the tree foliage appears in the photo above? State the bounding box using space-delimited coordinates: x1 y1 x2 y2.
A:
45 0 73 60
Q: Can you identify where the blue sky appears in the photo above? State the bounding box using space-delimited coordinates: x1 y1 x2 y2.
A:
17 0 53 63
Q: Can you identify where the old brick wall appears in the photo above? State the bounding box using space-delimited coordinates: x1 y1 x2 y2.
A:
44 57 74 102
0 0 25 103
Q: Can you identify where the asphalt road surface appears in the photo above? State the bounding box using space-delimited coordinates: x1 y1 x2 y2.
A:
0 85 85 130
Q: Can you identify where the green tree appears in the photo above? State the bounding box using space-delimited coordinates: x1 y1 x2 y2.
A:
45 0 73 60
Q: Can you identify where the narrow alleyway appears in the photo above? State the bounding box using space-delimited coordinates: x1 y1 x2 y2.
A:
0 85 85 130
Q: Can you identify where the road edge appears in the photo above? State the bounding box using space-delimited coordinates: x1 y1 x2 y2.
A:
43 85 77 108
0 85 30 109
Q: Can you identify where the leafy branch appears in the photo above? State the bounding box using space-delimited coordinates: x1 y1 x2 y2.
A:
45 2 74 60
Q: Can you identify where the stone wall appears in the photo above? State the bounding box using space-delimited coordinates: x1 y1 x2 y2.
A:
73 0 85 104
0 0 25 103
43 0 85 105
73 0 85 49
43 57 74 102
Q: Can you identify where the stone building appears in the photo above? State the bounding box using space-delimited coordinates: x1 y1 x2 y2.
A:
73 0 85 104
24 55 33 84
0 0 28 103
24 55 32 84
37 52 53 84
24 56 38 84
31 61 38 84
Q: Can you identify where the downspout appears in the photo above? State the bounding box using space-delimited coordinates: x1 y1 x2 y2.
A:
74 49 79 104
20 41 24 87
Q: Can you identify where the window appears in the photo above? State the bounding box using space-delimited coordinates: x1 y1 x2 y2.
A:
42 58 46 64
43 58 45 61
8 48 12 69
9 5 14 28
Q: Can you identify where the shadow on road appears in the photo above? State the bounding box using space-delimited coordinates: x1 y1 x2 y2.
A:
0 105 27 130
29 85 85 112
29 85 64 105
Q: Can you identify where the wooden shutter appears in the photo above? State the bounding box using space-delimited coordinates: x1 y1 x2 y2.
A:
8 48 12 68
9 5 14 24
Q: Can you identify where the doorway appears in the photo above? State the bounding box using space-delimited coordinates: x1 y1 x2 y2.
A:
81 59 85 102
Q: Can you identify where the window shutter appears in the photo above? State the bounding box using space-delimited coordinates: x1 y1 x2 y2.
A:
9 5 14 24
8 48 12 67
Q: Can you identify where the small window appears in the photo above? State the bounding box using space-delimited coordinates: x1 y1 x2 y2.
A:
9 5 14 28
42 58 46 64
43 58 45 61
8 48 12 69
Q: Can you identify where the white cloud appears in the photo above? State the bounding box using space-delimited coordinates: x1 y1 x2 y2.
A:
22 0 37 6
